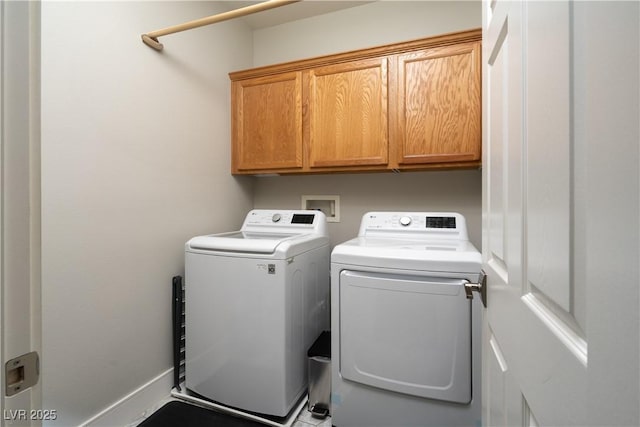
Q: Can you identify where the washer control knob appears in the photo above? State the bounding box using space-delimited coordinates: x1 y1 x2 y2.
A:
272 213 282 223
399 216 412 226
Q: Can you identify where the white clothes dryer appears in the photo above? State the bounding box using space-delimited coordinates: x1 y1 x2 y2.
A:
185 210 330 417
331 212 482 427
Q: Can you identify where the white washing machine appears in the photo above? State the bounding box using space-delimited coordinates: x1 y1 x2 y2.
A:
185 209 330 417
331 212 482 427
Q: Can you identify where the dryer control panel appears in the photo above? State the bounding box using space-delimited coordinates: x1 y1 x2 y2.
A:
358 212 468 240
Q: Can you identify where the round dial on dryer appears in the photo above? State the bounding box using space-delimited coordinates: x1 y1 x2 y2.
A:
399 216 412 226
272 213 282 223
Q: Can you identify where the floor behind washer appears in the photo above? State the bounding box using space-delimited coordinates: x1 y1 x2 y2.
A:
129 399 331 427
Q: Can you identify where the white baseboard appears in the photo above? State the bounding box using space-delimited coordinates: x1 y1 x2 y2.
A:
79 368 174 427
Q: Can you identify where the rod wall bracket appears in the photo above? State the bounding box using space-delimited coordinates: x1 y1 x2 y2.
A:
141 34 163 51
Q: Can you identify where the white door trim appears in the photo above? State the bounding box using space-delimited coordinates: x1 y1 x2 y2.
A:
1 1 42 424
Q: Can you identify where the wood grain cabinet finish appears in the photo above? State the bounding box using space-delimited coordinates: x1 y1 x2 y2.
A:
306 58 388 169
232 72 303 173
392 41 481 168
230 29 481 175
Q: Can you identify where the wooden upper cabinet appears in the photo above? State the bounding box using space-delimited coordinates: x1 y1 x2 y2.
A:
229 29 481 175
306 58 388 169
232 72 303 173
393 41 481 167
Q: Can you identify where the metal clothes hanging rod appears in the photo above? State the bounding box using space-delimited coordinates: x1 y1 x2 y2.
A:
142 0 301 51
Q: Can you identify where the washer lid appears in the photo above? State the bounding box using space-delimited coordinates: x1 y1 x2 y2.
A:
185 209 329 256
331 236 482 273
187 231 301 254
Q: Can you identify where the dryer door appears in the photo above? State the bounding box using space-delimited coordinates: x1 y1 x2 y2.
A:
339 270 471 403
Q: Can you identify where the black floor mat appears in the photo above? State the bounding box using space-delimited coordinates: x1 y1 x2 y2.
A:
137 401 267 427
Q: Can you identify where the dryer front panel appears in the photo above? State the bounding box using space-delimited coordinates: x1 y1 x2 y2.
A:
339 270 471 404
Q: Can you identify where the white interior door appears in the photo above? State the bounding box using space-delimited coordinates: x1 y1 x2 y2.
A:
482 1 639 426
1 1 42 425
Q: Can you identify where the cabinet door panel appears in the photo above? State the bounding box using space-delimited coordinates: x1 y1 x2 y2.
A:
232 72 302 172
396 42 481 165
307 59 388 168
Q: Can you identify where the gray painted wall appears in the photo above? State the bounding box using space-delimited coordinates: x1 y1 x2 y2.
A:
253 1 482 66
253 170 482 250
40 2 253 424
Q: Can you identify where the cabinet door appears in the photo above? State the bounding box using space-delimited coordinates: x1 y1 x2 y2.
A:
306 58 388 169
232 72 303 173
395 42 481 166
